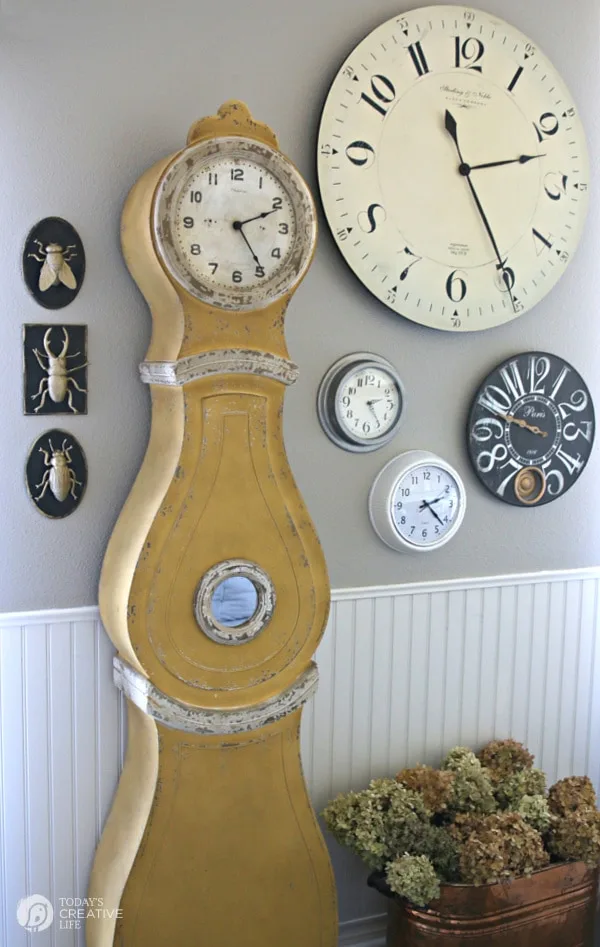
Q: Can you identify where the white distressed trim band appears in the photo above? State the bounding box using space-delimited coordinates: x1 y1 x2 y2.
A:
113 656 319 734
139 349 299 387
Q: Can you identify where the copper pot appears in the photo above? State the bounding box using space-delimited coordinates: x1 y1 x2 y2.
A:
372 862 598 947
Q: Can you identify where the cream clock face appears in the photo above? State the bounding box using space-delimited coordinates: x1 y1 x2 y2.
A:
318 6 589 332
154 137 316 310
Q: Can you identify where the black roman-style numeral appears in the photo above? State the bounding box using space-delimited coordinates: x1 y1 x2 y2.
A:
360 75 396 117
507 66 523 93
407 42 430 77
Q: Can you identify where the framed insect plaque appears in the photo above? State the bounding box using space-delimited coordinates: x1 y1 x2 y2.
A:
26 429 87 518
23 324 87 415
22 217 85 309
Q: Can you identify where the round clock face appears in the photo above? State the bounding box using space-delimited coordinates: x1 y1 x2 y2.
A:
369 450 467 551
467 352 595 506
318 6 589 332
317 353 404 451
154 137 316 310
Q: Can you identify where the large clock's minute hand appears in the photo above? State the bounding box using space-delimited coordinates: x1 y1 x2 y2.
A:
444 110 517 313
233 221 263 270
463 154 545 173
494 411 548 437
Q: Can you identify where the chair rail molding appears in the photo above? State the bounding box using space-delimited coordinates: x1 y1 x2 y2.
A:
1 565 600 946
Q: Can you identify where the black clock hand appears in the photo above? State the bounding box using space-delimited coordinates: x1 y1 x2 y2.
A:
420 499 444 526
445 110 517 313
233 222 263 269
419 492 446 509
234 209 279 228
462 154 545 173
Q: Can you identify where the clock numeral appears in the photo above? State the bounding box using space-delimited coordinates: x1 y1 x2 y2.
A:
532 228 553 255
556 448 584 475
400 247 422 280
446 269 467 302
451 315 461 328
278 222 289 235
189 191 202 203
230 168 244 181
563 421 593 443
209 262 218 275
190 244 201 255
477 444 509 473
528 355 550 394
533 112 559 143
558 388 589 419
544 172 568 201
543 465 565 497
345 140 375 167
208 173 218 185
271 247 282 259
183 217 194 229
407 41 430 77
478 385 512 415
496 458 522 497
272 197 283 210
471 417 504 443
495 264 516 293
255 265 265 278
358 203 385 234
500 360 525 401
507 65 524 93
337 228 350 242
455 36 485 72
550 366 571 400
232 270 243 283
360 74 396 117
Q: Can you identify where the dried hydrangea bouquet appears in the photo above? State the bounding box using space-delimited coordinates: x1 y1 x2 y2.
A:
323 739 600 939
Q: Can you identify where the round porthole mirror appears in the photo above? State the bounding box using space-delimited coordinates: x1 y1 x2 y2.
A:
194 560 276 645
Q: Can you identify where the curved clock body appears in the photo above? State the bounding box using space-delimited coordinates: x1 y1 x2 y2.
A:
318 5 589 331
86 103 335 947
467 351 594 506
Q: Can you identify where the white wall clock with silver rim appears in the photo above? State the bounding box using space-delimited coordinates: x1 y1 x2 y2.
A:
317 6 589 332
317 352 405 451
369 450 467 551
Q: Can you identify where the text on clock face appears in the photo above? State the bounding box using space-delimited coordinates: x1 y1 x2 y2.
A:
468 353 594 505
392 465 461 546
318 5 589 331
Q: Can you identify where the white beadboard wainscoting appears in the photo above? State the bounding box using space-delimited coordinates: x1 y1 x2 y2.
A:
1 567 600 947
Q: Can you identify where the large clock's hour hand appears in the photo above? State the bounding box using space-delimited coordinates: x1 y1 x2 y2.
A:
494 411 548 437
463 154 545 173
445 110 517 313
419 498 444 526
234 209 279 228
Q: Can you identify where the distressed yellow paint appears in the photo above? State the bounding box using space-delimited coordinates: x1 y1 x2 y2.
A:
87 102 337 946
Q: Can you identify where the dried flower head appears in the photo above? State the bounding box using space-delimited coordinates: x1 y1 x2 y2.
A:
547 807 600 867
516 794 552 833
459 812 548 885
494 767 547 809
385 854 441 907
548 776 597 817
477 739 534 779
396 764 455 814
442 747 497 815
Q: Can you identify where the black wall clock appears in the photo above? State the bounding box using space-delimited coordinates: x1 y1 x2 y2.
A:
467 352 594 506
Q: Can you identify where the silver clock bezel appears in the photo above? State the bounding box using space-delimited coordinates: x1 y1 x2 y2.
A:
317 352 405 453
152 136 317 311
369 450 467 552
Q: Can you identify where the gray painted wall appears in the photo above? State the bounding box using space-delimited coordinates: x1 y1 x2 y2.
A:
0 0 598 611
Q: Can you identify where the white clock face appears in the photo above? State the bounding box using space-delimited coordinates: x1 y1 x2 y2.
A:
392 464 462 546
336 364 402 440
318 6 589 331
154 137 316 310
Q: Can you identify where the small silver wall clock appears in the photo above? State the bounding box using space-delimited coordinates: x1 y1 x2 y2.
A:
369 450 467 551
26 430 87 518
23 324 88 415
317 352 404 452
23 218 85 309
317 6 589 332
467 352 595 506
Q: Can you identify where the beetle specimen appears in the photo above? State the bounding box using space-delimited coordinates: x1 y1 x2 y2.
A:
35 438 81 502
28 239 78 291
30 326 87 413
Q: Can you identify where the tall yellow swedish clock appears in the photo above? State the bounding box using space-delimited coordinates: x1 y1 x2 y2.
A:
87 101 336 947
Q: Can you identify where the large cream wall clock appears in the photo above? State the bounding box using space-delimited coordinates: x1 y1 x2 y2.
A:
318 5 589 332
